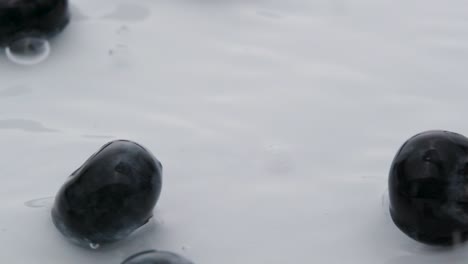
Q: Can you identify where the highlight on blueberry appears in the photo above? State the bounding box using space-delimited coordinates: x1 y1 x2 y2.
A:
51 140 163 248
0 0 70 46
121 250 194 264
389 130 468 245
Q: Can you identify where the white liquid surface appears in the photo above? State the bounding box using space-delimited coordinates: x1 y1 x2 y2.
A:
1 0 468 263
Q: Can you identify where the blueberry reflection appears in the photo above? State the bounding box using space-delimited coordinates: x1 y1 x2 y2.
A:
5 37 51 65
122 250 194 264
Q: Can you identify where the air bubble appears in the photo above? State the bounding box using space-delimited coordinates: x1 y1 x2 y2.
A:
5 37 51 65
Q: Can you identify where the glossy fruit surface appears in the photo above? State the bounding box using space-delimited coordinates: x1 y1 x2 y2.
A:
122 250 194 264
389 130 468 245
0 0 69 46
52 140 163 247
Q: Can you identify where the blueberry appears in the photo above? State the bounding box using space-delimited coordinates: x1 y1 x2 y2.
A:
122 250 194 264
51 140 163 248
389 130 468 245
0 0 70 46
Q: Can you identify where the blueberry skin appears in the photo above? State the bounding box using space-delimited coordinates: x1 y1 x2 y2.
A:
51 140 163 247
389 130 468 245
0 0 70 46
122 250 194 264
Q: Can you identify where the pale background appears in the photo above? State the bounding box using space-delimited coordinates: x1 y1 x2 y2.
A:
1 0 468 263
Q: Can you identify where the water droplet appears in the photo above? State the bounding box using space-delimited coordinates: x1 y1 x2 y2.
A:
5 37 51 65
89 243 100 249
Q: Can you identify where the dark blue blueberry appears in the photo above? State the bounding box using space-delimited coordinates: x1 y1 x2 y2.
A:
122 250 194 264
52 140 163 247
389 130 468 245
0 0 70 46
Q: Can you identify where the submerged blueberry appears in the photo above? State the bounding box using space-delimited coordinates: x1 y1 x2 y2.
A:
0 0 70 46
122 250 194 264
52 140 163 247
389 130 468 245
